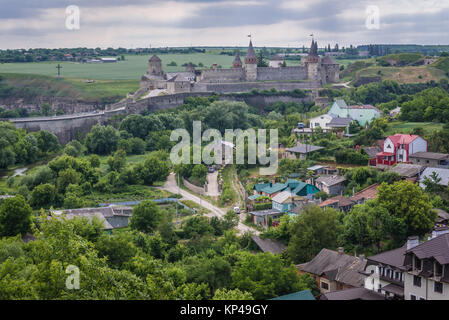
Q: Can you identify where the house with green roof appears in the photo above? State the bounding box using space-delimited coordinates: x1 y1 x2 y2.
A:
329 99 381 126
253 179 319 199
270 290 315 300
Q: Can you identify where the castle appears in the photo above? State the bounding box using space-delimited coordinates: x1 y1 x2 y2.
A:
140 39 339 95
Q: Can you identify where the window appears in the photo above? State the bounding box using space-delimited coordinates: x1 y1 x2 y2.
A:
410 294 416 300
414 256 422 271
413 276 422 287
321 282 329 290
434 282 443 294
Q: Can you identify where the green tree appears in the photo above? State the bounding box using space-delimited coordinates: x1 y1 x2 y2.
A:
107 149 127 172
231 251 310 299
376 181 437 236
213 288 253 300
0 195 32 237
30 183 56 208
130 200 163 233
287 205 343 263
85 124 120 155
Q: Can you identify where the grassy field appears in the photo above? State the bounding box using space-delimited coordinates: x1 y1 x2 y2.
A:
0 53 299 81
0 73 139 102
356 65 447 84
386 121 444 135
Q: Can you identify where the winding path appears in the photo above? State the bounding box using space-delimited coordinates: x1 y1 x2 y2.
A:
161 173 258 235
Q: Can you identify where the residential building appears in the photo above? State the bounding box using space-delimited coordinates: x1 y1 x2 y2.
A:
284 144 324 160
253 180 320 199
309 114 334 131
315 175 346 195
297 247 367 294
328 99 381 126
268 55 285 68
307 165 326 175
362 244 408 299
403 233 449 300
271 290 315 300
271 191 301 213
247 209 282 227
376 134 428 167
409 152 449 168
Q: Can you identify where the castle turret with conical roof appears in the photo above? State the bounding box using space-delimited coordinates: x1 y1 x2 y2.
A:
232 50 242 68
245 39 258 81
245 40 258 65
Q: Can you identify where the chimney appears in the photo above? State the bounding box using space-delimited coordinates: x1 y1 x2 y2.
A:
338 247 344 255
407 236 419 250
359 254 365 260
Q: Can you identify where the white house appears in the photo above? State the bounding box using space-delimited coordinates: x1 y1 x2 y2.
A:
309 114 334 131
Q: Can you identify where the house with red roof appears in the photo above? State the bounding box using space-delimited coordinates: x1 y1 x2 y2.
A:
376 134 428 167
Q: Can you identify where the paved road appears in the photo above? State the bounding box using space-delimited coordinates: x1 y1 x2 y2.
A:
162 173 258 235
205 171 220 197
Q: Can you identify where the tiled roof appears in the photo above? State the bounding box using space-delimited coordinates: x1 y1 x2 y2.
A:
406 233 449 265
388 163 424 178
367 244 407 269
319 195 354 208
272 191 293 204
320 287 385 300
349 184 379 202
316 175 346 187
419 167 449 188
363 146 382 158
349 104 380 111
328 117 352 127
388 134 420 145
300 248 367 287
409 152 449 160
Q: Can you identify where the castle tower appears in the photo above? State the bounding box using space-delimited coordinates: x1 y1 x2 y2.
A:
148 55 163 76
232 50 243 68
244 40 258 81
305 40 320 81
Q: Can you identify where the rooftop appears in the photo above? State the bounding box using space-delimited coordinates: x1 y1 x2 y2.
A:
327 117 352 127
316 175 346 187
299 248 367 288
248 209 281 217
409 152 449 160
319 195 354 208
367 244 407 269
419 167 449 188
286 144 324 154
406 233 449 265
271 290 315 300
251 236 286 255
388 163 424 178
320 287 385 300
349 184 379 203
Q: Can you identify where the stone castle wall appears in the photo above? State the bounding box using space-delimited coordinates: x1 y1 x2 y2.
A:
256 66 308 81
199 68 244 83
199 80 321 93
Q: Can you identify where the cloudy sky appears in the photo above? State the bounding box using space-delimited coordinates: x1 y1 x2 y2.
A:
0 0 448 49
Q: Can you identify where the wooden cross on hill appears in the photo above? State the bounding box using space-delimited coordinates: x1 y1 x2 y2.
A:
56 64 62 77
